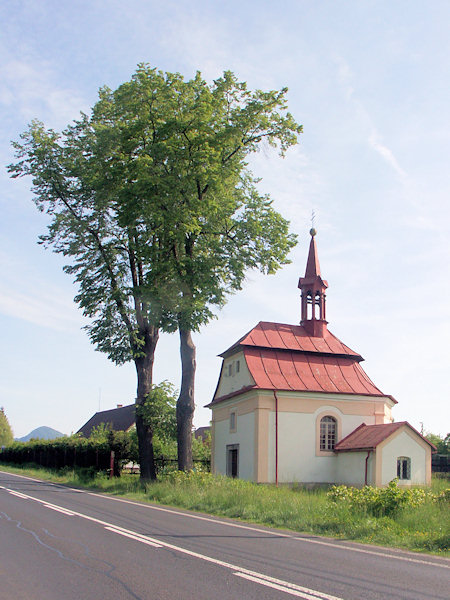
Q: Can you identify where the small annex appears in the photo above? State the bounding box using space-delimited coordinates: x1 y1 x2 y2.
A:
207 229 435 486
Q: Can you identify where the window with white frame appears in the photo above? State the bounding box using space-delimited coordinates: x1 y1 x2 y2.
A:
320 416 337 451
397 456 411 480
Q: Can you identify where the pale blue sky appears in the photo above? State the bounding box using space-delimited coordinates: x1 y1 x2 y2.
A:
1 1 449 438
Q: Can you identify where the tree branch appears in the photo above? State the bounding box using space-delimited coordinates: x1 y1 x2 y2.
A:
50 181 135 337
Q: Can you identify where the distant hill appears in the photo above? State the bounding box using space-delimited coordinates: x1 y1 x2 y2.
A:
17 426 66 442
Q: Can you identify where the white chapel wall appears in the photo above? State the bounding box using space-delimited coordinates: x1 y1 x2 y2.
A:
211 391 398 484
380 430 428 486
264 403 377 484
213 410 255 480
214 352 255 399
336 452 370 486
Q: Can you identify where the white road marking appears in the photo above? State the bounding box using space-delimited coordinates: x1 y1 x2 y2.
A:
99 527 346 600
83 488 450 569
7 490 29 499
1 470 449 570
0 484 345 600
44 504 75 516
235 572 334 599
105 527 162 547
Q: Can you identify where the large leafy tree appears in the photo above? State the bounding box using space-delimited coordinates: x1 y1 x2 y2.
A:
0 407 14 446
10 64 301 475
10 119 161 480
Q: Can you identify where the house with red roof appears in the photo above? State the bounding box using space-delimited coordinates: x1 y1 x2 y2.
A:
207 229 434 486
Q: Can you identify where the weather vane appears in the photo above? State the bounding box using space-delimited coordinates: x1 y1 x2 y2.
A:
310 210 317 236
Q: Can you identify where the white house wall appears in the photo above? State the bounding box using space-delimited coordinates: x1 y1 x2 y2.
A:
336 452 371 486
266 405 376 484
213 410 255 480
211 390 398 484
380 430 428 486
280 410 352 483
214 351 255 399
278 411 326 483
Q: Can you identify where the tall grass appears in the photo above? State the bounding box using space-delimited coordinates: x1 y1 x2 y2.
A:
1 463 448 555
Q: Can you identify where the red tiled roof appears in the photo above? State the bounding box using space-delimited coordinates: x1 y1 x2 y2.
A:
221 321 362 359
211 321 395 405
244 347 384 395
334 422 436 451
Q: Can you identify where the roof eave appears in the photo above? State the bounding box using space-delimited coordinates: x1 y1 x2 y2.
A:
206 385 256 408
334 446 375 453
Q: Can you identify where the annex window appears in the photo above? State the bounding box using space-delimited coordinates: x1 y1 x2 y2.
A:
235 360 240 373
320 416 337 451
229 411 237 432
397 456 411 480
226 444 239 478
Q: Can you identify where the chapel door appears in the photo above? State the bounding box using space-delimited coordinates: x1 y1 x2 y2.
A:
226 444 239 478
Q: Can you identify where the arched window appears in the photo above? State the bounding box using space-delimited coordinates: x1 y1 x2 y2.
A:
306 291 313 320
320 416 337 451
314 291 321 319
397 457 411 480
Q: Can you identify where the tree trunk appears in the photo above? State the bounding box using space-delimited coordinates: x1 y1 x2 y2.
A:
134 327 159 481
177 328 196 471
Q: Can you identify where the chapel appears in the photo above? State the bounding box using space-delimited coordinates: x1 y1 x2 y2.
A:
207 229 434 486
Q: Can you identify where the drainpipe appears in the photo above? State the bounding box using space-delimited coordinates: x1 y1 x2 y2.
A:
273 391 279 487
365 450 372 485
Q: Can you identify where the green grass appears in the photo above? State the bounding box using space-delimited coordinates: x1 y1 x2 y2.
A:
1 462 448 556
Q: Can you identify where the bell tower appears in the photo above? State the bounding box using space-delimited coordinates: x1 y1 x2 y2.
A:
298 228 328 337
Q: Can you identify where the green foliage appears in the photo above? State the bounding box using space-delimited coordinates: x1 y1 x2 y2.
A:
0 412 209 477
9 64 301 353
112 66 302 332
192 431 211 462
136 381 177 443
0 428 133 474
9 64 301 475
426 432 449 455
0 408 14 446
327 479 443 517
88 422 112 442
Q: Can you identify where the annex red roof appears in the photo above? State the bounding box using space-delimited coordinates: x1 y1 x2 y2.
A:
334 422 436 452
221 321 362 359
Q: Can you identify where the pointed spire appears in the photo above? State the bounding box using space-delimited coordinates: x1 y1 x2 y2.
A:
304 228 321 278
298 228 328 337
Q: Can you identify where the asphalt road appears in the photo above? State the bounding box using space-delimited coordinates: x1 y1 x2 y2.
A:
0 470 448 600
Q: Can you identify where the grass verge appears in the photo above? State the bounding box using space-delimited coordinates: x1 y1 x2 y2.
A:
1 462 448 556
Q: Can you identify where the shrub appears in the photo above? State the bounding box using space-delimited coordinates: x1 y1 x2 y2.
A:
327 479 441 517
